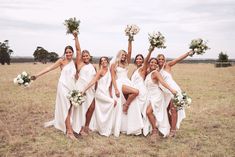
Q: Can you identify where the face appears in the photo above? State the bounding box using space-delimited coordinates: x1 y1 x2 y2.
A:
149 59 158 71
135 56 144 66
100 57 108 67
82 52 90 63
120 52 127 62
157 55 165 66
65 49 73 60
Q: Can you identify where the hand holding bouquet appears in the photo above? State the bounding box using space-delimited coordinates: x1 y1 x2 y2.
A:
13 71 32 87
148 31 166 52
64 17 80 34
189 38 209 56
173 91 192 110
67 90 86 107
125 24 140 41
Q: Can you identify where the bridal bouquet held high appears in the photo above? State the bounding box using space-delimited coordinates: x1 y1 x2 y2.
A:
189 38 209 56
125 24 140 41
13 71 32 87
148 31 166 52
173 91 192 111
67 90 86 107
64 17 80 34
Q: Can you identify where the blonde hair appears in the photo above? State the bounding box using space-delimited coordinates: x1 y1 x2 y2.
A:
114 50 128 68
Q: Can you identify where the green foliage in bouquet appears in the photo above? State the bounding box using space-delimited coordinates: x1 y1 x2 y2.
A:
64 17 80 34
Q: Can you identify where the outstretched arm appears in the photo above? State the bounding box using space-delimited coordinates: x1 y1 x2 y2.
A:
31 59 62 80
167 50 193 67
153 71 176 95
82 71 101 93
111 64 120 97
127 40 132 64
73 32 82 67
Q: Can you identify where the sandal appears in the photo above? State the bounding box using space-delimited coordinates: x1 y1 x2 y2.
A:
66 131 77 140
168 130 176 138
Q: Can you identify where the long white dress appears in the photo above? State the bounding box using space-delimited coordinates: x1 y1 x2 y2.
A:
131 68 148 135
93 70 116 136
144 70 170 137
44 61 77 133
72 63 96 133
159 69 185 129
112 66 143 137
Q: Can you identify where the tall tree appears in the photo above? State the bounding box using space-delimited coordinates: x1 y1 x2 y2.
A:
33 46 49 64
0 40 13 65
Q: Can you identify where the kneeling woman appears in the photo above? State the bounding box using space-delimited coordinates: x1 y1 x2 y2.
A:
144 58 176 138
82 57 116 137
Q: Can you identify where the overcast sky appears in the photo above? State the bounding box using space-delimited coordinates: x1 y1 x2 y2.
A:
1 0 235 59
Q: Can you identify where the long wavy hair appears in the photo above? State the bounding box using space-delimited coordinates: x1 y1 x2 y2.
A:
62 45 74 59
157 54 166 70
114 50 128 69
99 56 109 69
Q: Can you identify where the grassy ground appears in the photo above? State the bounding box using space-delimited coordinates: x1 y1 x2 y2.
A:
0 63 234 157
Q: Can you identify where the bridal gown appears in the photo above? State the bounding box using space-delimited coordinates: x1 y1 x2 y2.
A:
44 61 77 133
72 63 96 133
144 70 170 137
159 69 186 129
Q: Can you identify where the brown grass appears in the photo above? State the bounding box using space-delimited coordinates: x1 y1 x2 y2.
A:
0 63 235 157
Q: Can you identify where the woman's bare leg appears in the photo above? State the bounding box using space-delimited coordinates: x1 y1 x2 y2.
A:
122 85 139 113
65 104 76 140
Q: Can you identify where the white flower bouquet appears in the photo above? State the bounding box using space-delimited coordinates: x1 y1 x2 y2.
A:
148 31 166 51
67 90 85 107
64 17 80 34
125 24 140 41
13 71 31 87
173 91 192 110
189 38 209 56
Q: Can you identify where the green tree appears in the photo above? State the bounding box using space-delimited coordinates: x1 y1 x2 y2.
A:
218 52 228 62
47 52 59 62
0 40 13 65
33 46 49 64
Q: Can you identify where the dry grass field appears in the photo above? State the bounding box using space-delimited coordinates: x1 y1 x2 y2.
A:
0 63 235 157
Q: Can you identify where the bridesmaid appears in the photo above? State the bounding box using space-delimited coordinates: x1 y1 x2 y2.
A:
72 32 96 135
144 58 176 138
157 51 194 137
31 41 77 140
131 48 155 136
110 40 140 136
81 56 116 137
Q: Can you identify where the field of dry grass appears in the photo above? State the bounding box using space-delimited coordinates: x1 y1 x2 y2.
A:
0 63 235 157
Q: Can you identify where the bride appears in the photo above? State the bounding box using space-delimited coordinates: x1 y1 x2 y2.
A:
31 36 77 140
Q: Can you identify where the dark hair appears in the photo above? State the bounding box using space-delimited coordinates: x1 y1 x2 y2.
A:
148 57 158 63
99 56 109 68
64 46 74 55
134 54 144 64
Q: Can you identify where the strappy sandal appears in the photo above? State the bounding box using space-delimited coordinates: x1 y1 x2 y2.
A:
168 129 176 138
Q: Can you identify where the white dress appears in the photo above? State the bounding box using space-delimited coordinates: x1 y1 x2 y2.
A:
112 66 143 137
131 68 147 135
144 70 170 137
72 63 96 133
159 69 186 129
93 70 115 136
44 61 77 133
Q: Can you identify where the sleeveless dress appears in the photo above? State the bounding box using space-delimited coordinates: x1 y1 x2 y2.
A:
112 67 143 137
93 69 116 136
159 69 185 129
144 70 170 137
44 61 77 133
72 63 96 133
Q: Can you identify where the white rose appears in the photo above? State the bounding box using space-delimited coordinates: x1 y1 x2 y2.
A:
22 71 27 76
13 78 18 84
24 82 29 86
17 75 21 79
18 79 24 84
187 98 192 104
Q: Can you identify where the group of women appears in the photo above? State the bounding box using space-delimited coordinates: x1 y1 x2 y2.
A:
31 32 194 140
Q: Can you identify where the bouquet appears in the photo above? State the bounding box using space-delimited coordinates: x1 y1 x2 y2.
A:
189 38 209 56
67 90 85 107
13 71 31 87
64 17 80 34
148 31 166 52
173 91 192 111
125 24 140 41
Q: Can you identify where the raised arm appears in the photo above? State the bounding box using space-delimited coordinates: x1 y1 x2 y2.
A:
127 40 132 64
31 59 62 80
73 32 82 67
153 71 176 95
167 50 193 67
82 70 101 93
141 47 155 76
111 63 120 97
